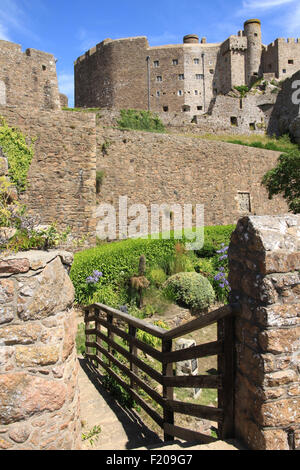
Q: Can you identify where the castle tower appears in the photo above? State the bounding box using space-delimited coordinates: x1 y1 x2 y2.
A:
244 19 262 86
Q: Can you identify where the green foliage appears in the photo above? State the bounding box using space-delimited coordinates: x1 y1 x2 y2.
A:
82 425 102 447
3 224 70 253
117 109 165 133
76 323 86 356
262 150 300 213
148 268 167 287
70 237 178 305
0 117 34 192
96 171 105 193
164 272 215 313
226 134 297 154
195 225 235 258
234 85 249 98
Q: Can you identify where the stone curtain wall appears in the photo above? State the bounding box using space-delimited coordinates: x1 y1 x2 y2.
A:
0 250 81 450
0 40 61 111
96 127 288 235
0 106 97 242
229 215 300 450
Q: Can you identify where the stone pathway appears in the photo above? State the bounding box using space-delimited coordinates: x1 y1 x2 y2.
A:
78 357 242 451
78 358 163 450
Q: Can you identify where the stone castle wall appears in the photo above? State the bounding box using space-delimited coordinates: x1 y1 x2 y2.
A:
230 215 300 450
74 20 300 116
0 106 97 242
0 250 81 450
96 126 288 238
0 40 61 111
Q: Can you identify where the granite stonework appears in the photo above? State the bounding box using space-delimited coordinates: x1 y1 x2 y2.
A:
229 215 300 450
0 251 81 450
0 106 97 242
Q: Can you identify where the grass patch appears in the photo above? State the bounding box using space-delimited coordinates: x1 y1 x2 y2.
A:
197 133 298 153
117 109 165 133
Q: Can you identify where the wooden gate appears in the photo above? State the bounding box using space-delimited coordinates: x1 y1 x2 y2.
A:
84 302 238 444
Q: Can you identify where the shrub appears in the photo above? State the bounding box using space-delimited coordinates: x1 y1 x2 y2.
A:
148 268 167 287
164 272 215 313
0 117 35 192
70 237 178 305
117 109 165 133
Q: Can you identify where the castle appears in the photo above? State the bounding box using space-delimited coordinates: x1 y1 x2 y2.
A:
74 19 300 115
1 24 299 242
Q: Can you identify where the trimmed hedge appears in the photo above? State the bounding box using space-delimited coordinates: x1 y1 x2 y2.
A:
70 237 177 305
70 225 235 305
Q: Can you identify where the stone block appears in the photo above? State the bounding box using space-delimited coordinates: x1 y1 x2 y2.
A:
0 258 30 275
0 373 66 424
258 327 300 354
0 324 42 346
15 344 60 367
18 257 74 321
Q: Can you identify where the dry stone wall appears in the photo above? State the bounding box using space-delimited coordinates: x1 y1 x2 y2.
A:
0 250 81 450
229 215 300 450
0 106 97 242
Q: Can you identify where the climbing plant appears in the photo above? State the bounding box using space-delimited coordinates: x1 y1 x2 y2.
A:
0 117 35 192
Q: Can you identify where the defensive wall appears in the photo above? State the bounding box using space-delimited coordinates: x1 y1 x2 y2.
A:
0 106 97 242
0 40 61 111
96 126 288 238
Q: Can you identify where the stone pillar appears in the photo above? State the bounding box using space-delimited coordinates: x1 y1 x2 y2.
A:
0 250 81 450
229 215 300 450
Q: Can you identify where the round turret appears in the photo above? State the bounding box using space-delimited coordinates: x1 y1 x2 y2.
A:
244 19 262 86
183 34 199 44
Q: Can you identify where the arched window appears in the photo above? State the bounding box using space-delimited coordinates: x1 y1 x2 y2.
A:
0 81 6 106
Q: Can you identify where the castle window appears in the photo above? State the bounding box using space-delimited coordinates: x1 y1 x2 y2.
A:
42 65 47 71
182 105 191 112
288 59 294 64
249 122 256 131
231 116 238 126
210 69 214 74
178 90 183 96
0 80 6 106
163 106 169 112
282 69 287 74
237 192 251 213
172 59 178 65
194 58 199 65
195 90 198 95
196 74 204 80
197 106 203 111
178 74 185 80
156 76 162 82
154 61 159 67
156 91 160 97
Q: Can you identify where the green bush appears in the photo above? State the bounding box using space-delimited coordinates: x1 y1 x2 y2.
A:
70 237 178 305
117 109 165 133
164 272 215 313
0 117 35 192
148 268 167 287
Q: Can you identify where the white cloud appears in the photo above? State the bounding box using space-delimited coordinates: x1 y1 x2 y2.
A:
0 0 40 42
0 23 11 41
286 3 300 33
242 0 295 9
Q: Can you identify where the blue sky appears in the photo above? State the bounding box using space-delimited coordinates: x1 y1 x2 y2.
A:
0 0 299 107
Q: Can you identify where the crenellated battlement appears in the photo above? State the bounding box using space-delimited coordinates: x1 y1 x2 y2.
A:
0 39 61 110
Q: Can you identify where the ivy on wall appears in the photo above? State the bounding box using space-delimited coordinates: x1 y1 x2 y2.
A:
0 117 35 192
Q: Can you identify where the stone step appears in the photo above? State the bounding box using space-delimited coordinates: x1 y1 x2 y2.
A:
135 439 243 451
